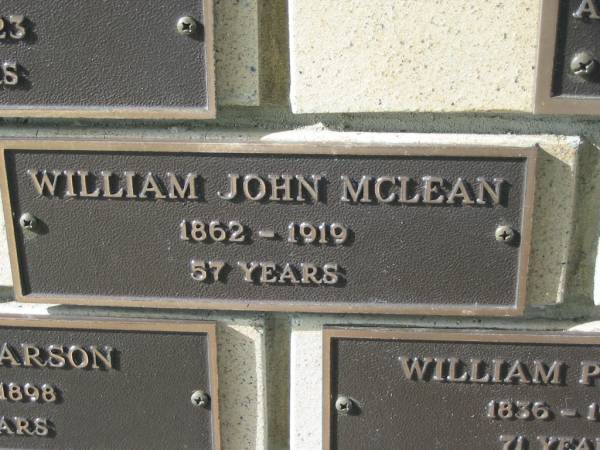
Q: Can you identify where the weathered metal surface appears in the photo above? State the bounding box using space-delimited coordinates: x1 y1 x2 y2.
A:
0 0 214 119
536 0 600 114
0 317 219 449
325 327 600 450
0 140 537 315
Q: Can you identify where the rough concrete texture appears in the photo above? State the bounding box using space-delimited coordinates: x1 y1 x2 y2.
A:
215 0 260 105
0 302 267 450
217 316 267 450
527 136 580 305
289 1 538 113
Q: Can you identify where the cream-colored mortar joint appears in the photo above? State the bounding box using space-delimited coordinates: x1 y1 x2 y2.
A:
215 0 260 106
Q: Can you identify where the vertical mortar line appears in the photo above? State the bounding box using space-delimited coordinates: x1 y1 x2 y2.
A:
265 313 291 450
258 0 291 106
563 137 600 304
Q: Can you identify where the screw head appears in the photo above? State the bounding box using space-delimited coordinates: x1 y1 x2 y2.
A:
177 16 198 35
335 396 354 415
19 213 38 231
190 390 210 408
570 51 597 78
495 225 515 243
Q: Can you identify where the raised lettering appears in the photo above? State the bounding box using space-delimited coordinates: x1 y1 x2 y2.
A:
243 174 267 201
22 344 45 368
0 344 18 367
139 173 166 199
90 346 113 369
423 176 445 204
341 176 372 203
399 356 433 380
580 361 600 385
218 174 239 200
268 175 293 201
446 178 474 204
27 169 61 196
532 360 563 385
168 173 198 199
101 171 124 198
296 175 321 202
574 0 600 19
476 177 504 205
78 170 100 198
67 346 89 369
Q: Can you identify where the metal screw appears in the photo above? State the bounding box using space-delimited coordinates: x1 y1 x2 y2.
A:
177 16 197 35
19 213 38 231
190 390 210 408
335 396 354 415
570 51 597 78
495 225 515 244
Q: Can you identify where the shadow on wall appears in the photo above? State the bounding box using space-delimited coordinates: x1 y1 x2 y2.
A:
565 139 600 305
527 144 577 306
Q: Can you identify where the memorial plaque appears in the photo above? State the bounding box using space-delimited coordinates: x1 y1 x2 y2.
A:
0 0 215 119
0 317 220 449
0 139 536 315
325 327 600 450
536 0 600 114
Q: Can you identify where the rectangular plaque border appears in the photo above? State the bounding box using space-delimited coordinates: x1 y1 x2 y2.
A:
323 327 600 450
0 138 538 316
0 0 215 120
0 315 221 450
534 0 600 115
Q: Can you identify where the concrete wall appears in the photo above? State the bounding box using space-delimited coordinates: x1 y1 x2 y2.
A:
1 1 600 448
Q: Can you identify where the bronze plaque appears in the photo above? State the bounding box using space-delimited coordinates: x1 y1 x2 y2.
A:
0 317 220 449
0 139 537 315
536 0 600 114
0 0 215 119
325 327 600 450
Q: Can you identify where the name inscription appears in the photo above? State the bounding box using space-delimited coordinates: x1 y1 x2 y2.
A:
0 320 218 448
27 169 504 288
0 343 112 439
1 144 534 313
399 356 600 449
29 170 504 205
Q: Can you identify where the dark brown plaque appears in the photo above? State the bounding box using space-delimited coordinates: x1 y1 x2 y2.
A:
0 139 537 315
0 316 220 449
325 327 600 450
0 0 215 119
536 0 600 114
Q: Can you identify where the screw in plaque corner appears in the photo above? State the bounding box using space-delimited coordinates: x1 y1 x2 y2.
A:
190 390 210 408
495 225 515 244
570 51 598 79
335 396 355 415
177 16 198 36
19 213 39 232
